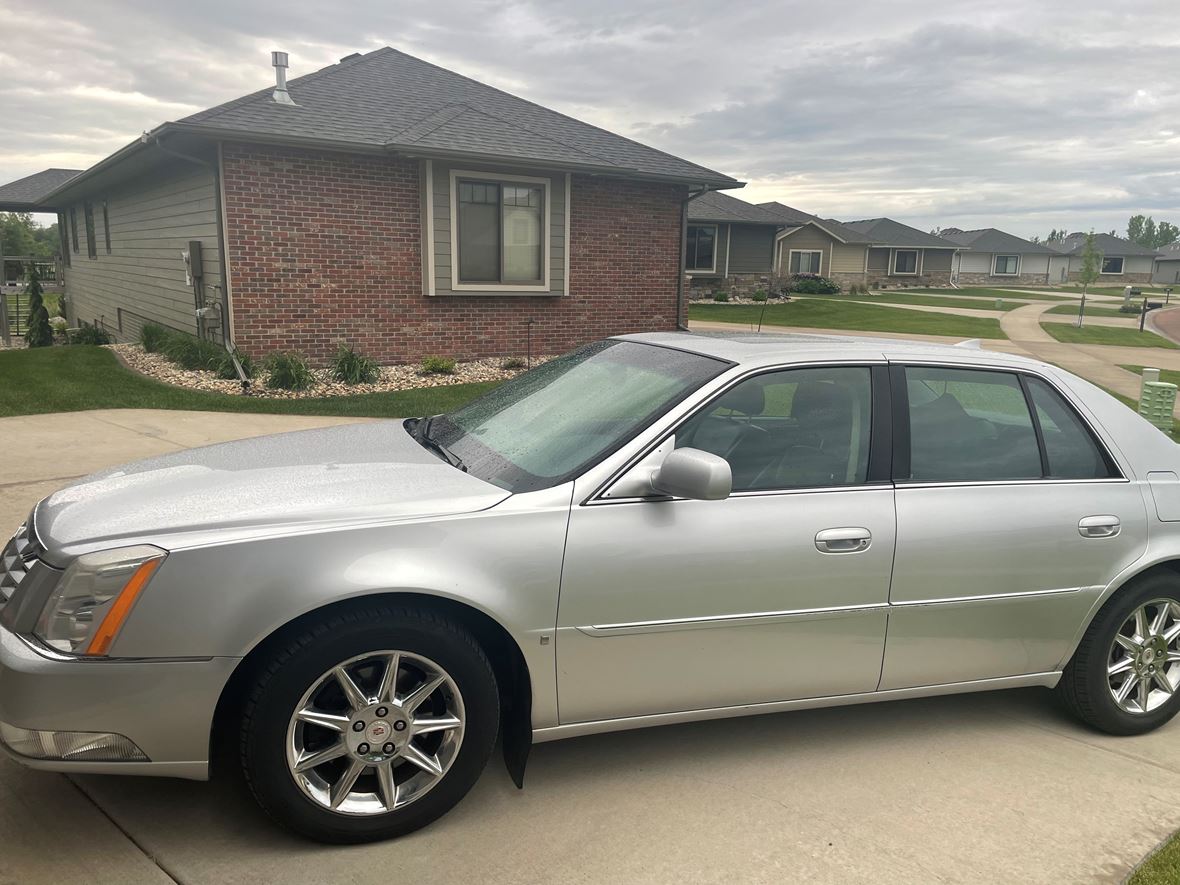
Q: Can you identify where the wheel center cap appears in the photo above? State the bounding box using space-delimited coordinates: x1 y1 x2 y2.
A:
367 720 393 742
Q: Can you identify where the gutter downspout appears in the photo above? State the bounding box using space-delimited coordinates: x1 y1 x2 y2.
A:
145 133 249 390
678 186 710 331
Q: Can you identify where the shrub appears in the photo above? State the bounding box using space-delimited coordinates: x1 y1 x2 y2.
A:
162 331 224 370
711 291 730 303
139 323 171 353
49 315 68 334
785 274 841 295
332 344 380 384
71 324 112 346
210 348 256 380
265 351 315 390
23 265 53 348
847 283 861 296
500 356 527 370
420 355 457 375
751 290 768 302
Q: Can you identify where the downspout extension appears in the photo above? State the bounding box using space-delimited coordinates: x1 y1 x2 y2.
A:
677 187 710 331
145 133 249 390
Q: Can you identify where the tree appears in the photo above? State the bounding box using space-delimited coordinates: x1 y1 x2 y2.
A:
1157 221 1179 247
1045 228 1066 243
1076 232 1100 328
23 263 53 348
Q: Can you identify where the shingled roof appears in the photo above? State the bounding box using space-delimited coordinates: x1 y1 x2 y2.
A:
841 217 959 249
689 191 783 224
1051 232 1161 257
0 168 82 210
759 202 875 243
939 227 1058 255
175 47 737 186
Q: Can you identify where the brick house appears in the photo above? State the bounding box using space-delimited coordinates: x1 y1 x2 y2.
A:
1 48 737 364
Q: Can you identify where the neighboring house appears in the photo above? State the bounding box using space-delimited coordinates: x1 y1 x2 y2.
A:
0 48 736 364
840 218 960 286
939 227 1069 286
1153 241 1180 286
759 202 877 289
685 191 782 288
1050 232 1160 284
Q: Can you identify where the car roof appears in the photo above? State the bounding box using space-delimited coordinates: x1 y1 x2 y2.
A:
614 331 1046 372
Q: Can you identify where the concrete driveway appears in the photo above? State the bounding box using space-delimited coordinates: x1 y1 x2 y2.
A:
2 408 1179 884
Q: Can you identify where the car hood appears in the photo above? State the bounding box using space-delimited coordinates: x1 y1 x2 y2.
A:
35 420 509 563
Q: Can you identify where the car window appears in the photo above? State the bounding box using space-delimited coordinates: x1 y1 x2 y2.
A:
905 366 1041 482
1026 377 1115 479
676 366 873 491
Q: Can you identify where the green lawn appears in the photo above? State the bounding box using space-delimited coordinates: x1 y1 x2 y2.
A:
1120 365 1180 387
1040 322 1179 349
905 287 1075 302
1056 285 1175 297
806 293 1015 311
1044 303 1135 319
0 346 495 419
1130 834 1180 884
689 300 1005 339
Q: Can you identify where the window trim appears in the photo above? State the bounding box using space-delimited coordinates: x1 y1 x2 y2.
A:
449 168 551 292
101 200 111 254
992 254 1020 276
68 208 79 253
890 362 1124 486
685 223 718 274
891 249 920 275
788 249 824 275
1100 256 1125 275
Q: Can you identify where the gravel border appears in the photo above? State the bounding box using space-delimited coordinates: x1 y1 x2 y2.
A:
110 344 547 399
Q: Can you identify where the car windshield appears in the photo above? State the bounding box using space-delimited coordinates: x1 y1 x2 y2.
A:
426 340 728 492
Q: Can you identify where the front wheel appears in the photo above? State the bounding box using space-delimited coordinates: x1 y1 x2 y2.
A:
240 605 499 843
1058 574 1180 736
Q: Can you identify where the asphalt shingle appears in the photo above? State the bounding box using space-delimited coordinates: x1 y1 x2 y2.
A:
0 169 82 209
841 217 958 249
939 227 1058 254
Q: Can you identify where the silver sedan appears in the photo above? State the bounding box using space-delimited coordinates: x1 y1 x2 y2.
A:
3 332 1180 843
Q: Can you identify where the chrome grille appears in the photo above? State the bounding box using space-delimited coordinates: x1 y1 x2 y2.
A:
0 516 41 609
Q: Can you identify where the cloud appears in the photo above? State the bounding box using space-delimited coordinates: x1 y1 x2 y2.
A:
2 0 1179 238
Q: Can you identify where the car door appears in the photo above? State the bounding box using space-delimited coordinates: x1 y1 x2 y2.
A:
555 363 897 724
880 362 1149 690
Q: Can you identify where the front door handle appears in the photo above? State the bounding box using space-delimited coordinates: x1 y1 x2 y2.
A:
1079 515 1121 539
815 527 872 554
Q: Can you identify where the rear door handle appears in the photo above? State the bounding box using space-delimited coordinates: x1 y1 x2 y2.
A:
1079 515 1121 539
815 527 872 554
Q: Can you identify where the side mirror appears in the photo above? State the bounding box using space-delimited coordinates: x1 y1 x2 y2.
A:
651 448 732 501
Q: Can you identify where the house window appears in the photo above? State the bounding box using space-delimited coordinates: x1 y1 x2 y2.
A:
993 255 1020 275
686 224 717 273
789 250 823 274
83 202 97 259
69 208 79 253
893 249 918 274
455 177 546 285
102 201 111 254
1101 256 1124 275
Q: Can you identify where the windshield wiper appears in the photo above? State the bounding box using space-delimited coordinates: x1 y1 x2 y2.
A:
412 415 468 472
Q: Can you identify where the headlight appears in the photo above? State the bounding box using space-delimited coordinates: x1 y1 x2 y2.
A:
35 545 166 655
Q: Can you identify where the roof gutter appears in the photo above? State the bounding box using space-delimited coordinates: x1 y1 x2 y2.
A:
145 133 249 390
678 186 714 331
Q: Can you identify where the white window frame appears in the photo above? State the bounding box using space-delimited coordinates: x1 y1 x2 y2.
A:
1100 256 1125 275
685 223 718 274
993 254 1020 276
448 168 551 292
891 249 919 275
788 249 824 275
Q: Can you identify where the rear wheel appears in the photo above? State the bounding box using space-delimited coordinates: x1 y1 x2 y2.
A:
1058 574 1180 735
240 605 499 843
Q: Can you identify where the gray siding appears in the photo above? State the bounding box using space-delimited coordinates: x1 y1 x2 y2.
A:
727 224 775 274
63 162 221 341
922 249 954 272
428 159 566 295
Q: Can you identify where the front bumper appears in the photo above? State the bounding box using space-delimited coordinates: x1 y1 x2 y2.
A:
0 624 239 780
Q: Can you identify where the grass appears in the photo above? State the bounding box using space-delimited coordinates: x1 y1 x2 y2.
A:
1040 322 1179 349
0 346 495 419
1044 303 1136 318
1130 833 1180 884
805 293 1016 311
1055 285 1175 297
905 287 1075 302
689 300 1005 339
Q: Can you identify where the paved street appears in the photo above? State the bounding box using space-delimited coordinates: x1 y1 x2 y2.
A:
1 408 1179 883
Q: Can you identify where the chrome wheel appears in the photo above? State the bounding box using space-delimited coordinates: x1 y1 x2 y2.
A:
1107 599 1180 714
286 650 465 815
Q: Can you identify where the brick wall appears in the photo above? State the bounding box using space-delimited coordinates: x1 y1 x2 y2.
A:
221 143 685 364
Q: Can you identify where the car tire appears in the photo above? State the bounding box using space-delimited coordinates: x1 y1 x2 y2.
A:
239 603 499 843
1057 572 1180 736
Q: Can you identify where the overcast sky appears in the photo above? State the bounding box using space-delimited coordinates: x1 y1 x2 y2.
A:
3 0 1179 238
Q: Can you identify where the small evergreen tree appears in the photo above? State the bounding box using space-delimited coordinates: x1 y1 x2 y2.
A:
23 263 53 347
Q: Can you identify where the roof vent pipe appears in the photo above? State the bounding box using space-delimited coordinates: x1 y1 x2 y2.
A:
271 51 297 106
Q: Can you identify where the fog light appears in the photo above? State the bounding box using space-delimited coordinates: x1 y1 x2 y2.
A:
0 721 147 761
